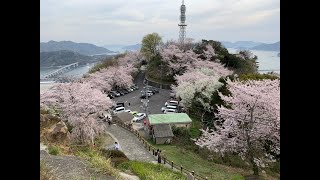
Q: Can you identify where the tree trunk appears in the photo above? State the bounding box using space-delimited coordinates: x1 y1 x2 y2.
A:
246 108 259 176
249 149 259 176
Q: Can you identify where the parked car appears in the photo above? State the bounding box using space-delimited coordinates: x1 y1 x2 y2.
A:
132 113 147 122
164 109 176 114
165 100 179 106
140 94 147 99
150 88 159 93
126 87 134 92
110 91 120 97
161 105 177 112
122 89 130 94
112 107 125 114
124 109 132 113
141 90 153 95
116 102 125 107
130 85 138 90
132 84 139 90
117 90 125 96
119 90 128 95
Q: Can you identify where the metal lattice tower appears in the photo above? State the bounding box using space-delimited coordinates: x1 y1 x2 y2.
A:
178 0 187 45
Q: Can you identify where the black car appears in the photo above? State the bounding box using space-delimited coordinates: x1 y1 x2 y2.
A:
123 89 130 94
140 94 148 99
130 85 137 90
150 88 159 93
118 89 128 94
116 102 125 107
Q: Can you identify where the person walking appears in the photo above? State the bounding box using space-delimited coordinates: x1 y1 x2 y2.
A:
128 102 131 108
157 150 162 164
114 142 120 150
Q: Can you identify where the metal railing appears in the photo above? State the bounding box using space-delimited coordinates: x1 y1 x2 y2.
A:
114 120 209 180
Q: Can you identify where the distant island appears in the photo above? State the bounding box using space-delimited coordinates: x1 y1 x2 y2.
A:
40 40 115 56
221 41 280 52
122 44 141 51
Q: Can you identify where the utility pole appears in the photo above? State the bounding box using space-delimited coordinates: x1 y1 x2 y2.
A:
142 78 149 117
160 62 163 89
145 79 149 117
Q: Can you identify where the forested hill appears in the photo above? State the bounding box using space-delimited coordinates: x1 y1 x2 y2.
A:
40 40 115 56
40 50 101 67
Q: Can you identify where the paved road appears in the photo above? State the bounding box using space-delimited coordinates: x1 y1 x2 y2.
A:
40 151 115 180
113 71 171 115
106 123 158 163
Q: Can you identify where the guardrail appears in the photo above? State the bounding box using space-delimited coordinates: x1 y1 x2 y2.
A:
114 120 209 180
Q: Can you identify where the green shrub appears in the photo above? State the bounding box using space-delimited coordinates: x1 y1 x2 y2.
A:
238 73 279 81
48 145 60 155
75 148 120 178
118 161 185 180
100 149 129 166
231 174 245 180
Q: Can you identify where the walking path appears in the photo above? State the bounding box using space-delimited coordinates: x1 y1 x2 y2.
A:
40 150 115 180
106 123 157 163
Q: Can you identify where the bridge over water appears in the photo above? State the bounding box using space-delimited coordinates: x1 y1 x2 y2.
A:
41 62 79 79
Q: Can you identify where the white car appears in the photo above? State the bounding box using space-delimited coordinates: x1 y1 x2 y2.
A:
165 100 179 106
111 91 120 97
124 109 132 113
141 90 153 95
164 109 176 114
161 105 177 112
113 107 125 114
132 113 147 122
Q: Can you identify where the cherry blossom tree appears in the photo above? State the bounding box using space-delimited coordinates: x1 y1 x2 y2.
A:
190 59 233 78
202 44 216 60
117 51 143 69
84 65 133 91
160 44 198 76
173 58 233 110
195 79 280 176
84 70 113 92
40 82 114 144
173 67 228 112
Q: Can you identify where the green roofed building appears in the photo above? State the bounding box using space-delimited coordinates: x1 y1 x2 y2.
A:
147 113 192 127
145 113 192 144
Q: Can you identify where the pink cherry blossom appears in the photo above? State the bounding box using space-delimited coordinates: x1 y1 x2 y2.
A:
195 79 280 175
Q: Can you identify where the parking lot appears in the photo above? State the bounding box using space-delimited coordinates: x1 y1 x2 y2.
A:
112 72 171 115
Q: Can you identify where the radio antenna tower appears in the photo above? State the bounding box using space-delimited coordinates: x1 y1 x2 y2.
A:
178 0 187 45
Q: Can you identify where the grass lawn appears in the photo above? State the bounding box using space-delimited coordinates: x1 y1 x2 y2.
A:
118 161 185 180
149 141 278 180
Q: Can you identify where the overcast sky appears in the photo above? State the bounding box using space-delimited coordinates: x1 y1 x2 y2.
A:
40 0 280 46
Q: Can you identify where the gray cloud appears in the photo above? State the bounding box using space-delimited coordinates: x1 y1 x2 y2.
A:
40 0 280 45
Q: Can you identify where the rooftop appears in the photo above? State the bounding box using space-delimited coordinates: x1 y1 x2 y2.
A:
153 124 174 138
148 113 192 125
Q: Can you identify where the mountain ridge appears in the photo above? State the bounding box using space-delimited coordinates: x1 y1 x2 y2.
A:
40 40 115 56
221 41 280 51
